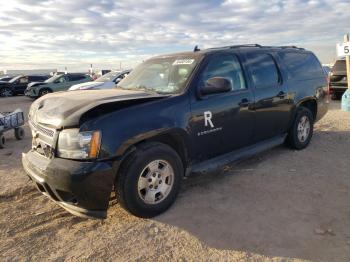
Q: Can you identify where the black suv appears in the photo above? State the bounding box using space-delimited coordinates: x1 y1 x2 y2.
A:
329 59 348 99
0 75 49 97
22 45 329 219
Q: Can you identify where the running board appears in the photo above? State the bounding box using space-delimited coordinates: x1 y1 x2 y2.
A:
187 134 287 175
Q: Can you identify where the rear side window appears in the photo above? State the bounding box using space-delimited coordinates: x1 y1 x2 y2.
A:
30 76 45 81
246 53 279 88
279 52 323 79
68 75 86 81
332 60 345 73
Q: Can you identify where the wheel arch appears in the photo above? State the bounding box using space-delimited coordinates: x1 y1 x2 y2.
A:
116 128 190 175
296 97 317 120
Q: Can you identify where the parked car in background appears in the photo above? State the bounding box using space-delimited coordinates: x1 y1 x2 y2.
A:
322 65 332 76
22 45 328 219
0 76 15 82
0 75 49 97
329 59 348 100
25 73 92 98
69 70 131 91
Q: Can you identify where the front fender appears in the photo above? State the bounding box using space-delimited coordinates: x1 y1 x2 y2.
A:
81 94 191 160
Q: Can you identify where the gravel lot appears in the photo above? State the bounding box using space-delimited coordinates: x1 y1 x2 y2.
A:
0 96 349 262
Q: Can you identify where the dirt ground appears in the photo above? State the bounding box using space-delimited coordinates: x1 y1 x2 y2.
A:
0 96 349 262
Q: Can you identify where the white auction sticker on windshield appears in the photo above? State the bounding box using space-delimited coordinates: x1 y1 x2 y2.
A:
173 59 195 65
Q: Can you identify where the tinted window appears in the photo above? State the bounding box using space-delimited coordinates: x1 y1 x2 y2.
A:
18 76 29 84
200 54 246 91
332 60 345 73
68 75 86 81
279 52 323 79
30 76 45 81
246 53 279 88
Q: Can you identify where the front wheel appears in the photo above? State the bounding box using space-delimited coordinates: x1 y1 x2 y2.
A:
116 142 183 218
286 107 314 150
0 88 13 97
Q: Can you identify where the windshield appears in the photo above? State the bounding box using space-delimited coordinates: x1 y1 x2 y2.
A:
45 74 63 83
117 55 199 94
95 71 121 82
9 75 22 83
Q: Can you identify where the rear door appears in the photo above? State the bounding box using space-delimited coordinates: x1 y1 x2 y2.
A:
189 52 255 161
244 51 292 142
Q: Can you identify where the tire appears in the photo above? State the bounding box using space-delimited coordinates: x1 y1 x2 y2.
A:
0 88 13 97
116 142 183 218
331 93 341 100
0 134 6 149
14 127 25 140
39 88 52 97
286 106 314 150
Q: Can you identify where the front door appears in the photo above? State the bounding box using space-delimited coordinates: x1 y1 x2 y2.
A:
13 76 29 93
189 53 255 162
244 51 292 142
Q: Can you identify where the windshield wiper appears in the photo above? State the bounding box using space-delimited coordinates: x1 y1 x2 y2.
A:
116 85 160 95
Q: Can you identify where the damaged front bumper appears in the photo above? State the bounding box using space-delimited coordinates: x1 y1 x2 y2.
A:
22 150 116 219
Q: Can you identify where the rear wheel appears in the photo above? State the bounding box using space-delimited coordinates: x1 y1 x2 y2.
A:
14 127 25 140
116 142 183 218
0 88 13 97
286 106 314 150
0 134 6 149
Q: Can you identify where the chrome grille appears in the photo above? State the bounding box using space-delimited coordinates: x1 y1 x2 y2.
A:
29 120 55 137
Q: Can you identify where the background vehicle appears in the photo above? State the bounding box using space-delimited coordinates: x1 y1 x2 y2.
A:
69 70 131 91
329 59 348 100
322 65 332 76
23 45 328 219
0 75 49 97
0 76 15 82
25 73 92 98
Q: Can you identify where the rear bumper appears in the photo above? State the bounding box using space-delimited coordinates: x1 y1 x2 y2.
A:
329 85 348 93
22 150 117 219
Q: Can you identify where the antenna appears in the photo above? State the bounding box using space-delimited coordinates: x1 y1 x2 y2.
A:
193 45 200 52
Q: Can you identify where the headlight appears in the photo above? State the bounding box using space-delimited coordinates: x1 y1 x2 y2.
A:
57 129 101 159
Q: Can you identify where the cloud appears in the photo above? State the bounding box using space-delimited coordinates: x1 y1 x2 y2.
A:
0 0 348 71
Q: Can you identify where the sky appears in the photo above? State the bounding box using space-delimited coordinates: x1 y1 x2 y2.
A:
0 0 349 72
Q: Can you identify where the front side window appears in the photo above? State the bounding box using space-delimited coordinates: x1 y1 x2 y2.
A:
117 56 199 94
246 53 279 88
199 54 246 91
19 77 29 84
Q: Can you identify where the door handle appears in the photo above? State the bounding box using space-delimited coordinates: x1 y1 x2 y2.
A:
277 91 286 98
238 98 250 108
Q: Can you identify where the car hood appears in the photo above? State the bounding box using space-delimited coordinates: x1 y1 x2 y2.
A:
29 89 168 128
28 82 45 88
69 81 105 90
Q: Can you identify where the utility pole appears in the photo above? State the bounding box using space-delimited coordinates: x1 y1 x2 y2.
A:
344 34 350 90
341 33 350 111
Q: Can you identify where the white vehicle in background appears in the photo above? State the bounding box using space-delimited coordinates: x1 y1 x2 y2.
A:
68 70 131 91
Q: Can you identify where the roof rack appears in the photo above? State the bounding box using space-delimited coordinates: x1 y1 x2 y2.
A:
205 44 305 52
279 45 304 50
229 44 262 48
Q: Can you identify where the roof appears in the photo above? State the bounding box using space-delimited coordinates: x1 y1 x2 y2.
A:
152 44 307 59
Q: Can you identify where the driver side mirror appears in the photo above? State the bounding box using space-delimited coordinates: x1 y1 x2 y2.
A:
200 77 232 95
